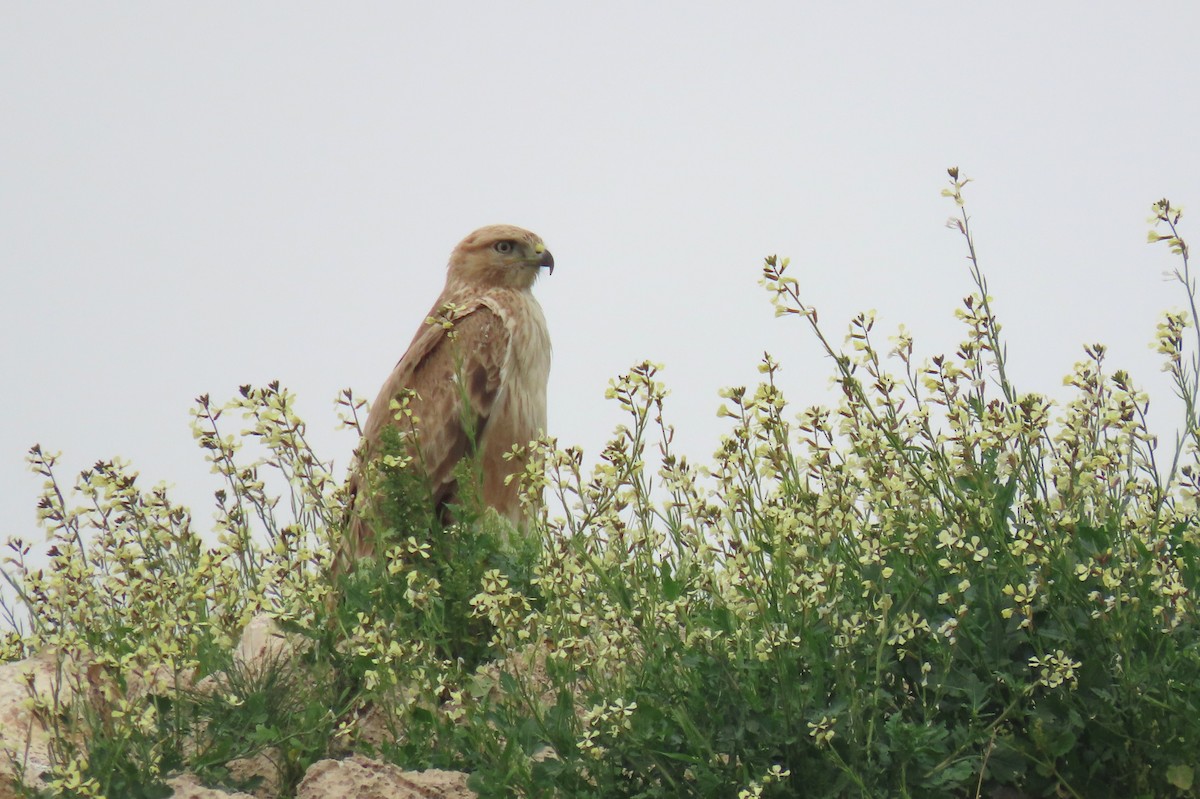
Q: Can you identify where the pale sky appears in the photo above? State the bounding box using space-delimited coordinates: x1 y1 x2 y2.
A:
3 4 1199 552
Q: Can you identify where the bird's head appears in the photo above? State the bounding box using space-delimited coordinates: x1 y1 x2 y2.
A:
446 224 554 291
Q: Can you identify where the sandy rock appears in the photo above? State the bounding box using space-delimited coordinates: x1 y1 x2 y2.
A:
0 777 21 799
0 649 69 792
0 618 305 797
467 642 553 707
234 615 295 674
195 614 304 698
297 755 475 799
164 772 260 799
343 701 396 751
225 750 282 799
126 659 199 699
0 647 202 794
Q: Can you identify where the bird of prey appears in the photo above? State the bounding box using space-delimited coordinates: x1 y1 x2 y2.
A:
335 224 554 575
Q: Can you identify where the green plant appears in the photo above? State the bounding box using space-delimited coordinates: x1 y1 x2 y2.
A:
2 171 1197 798
442 172 1200 797
186 648 338 793
1 382 348 797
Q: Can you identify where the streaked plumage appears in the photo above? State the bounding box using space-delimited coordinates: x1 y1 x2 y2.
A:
336 224 553 574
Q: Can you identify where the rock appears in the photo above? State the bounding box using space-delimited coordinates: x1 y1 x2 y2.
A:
466 642 553 708
164 772 260 799
0 649 69 792
296 755 475 799
225 751 282 799
0 616 301 797
343 700 396 751
0 777 21 799
234 615 295 674
1 621 484 799
195 614 303 698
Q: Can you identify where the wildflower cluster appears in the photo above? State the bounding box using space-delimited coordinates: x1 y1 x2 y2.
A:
1 172 1197 798
1 381 349 795
465 172 1200 797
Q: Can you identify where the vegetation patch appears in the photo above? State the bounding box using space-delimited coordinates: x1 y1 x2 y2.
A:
3 172 1198 798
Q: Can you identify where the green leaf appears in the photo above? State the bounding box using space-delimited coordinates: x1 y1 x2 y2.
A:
1167 764 1194 790
661 563 683 601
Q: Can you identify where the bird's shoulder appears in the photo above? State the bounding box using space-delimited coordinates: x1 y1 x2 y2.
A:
413 291 516 364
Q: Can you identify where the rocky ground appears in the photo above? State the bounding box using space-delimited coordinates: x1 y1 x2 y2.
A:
0 616 479 799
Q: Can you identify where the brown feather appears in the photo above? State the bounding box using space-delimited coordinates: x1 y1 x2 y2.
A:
334 225 552 578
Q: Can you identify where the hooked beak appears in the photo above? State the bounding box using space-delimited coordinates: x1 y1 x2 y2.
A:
538 248 555 275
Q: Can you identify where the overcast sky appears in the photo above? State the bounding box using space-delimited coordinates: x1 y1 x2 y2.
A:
3 4 1199 552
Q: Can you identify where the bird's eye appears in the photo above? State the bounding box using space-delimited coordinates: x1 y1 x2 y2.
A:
493 240 515 254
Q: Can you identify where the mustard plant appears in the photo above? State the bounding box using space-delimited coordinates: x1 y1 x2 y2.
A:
1 382 350 796
2 171 1197 799
444 172 1199 798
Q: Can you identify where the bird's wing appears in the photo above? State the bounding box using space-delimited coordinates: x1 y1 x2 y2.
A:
360 299 509 510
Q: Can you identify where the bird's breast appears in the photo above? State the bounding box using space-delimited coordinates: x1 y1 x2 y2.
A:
488 291 551 442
